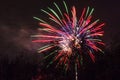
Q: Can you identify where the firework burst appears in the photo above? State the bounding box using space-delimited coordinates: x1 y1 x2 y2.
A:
32 1 105 71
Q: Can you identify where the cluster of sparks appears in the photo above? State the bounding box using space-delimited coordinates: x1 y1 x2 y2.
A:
32 1 105 70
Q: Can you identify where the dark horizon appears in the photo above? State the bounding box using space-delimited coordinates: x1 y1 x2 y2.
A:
0 0 120 80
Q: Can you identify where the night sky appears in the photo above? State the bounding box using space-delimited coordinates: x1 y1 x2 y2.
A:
0 0 120 80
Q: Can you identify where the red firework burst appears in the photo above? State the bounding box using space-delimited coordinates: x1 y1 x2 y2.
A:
32 1 105 71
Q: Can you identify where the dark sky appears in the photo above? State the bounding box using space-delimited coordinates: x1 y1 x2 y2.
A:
0 0 120 80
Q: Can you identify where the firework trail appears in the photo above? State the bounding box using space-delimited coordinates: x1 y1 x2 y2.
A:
32 1 105 70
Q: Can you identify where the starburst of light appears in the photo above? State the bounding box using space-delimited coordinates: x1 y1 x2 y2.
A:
32 1 105 70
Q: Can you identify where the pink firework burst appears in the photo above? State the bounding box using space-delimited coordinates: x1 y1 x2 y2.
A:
32 1 105 70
